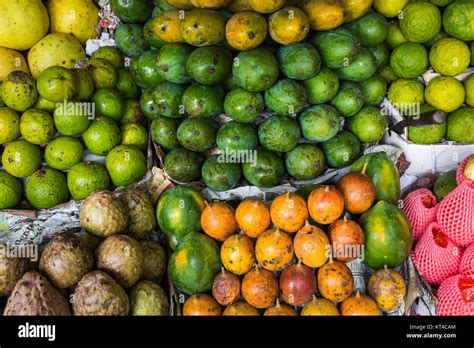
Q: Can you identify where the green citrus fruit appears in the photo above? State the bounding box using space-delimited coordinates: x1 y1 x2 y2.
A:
347 106 388 143
105 144 147 187
399 2 441 43
387 79 425 116
121 123 149 151
0 107 20 144
374 0 409 18
36 66 77 103
2 139 41 178
82 116 121 156
386 21 408 49
53 101 92 136
67 162 110 201
347 12 388 47
390 42 428 78
92 46 124 69
425 76 465 113
25 168 69 209
429 38 471 76
0 170 22 208
465 74 474 107
92 88 126 122
19 109 55 145
442 0 474 41
1 71 38 112
358 76 388 106
45 136 84 170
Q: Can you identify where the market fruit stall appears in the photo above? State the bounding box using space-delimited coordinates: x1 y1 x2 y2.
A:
0 0 473 317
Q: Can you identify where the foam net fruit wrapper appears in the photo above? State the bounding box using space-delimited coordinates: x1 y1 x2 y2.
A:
413 222 462 286
402 189 438 242
437 180 474 247
460 244 474 281
436 274 474 316
456 154 474 185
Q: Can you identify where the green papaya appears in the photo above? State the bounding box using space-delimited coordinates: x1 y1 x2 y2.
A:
350 152 400 204
359 201 413 270
156 186 206 250
169 232 222 295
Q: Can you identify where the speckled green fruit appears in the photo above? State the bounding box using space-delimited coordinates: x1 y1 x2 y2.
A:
20 109 55 145
0 170 22 208
233 48 279 92
53 101 92 136
201 155 242 191
140 89 160 120
1 71 38 112
0 107 20 144
67 162 110 200
179 9 226 46
258 116 300 153
150 81 186 118
223 88 264 123
177 118 218 152
105 145 147 187
216 121 258 152
121 123 148 151
2 140 41 178
164 148 204 182
82 116 121 156
311 28 360 69
121 99 146 125
25 169 69 209
156 44 193 84
330 82 364 117
117 69 141 99
92 88 125 122
264 79 307 116
33 96 57 113
386 22 408 49
285 144 325 181
390 42 428 79
368 43 390 70
186 46 233 85
299 105 340 142
92 46 124 68
358 76 387 106
72 69 95 101
302 68 339 104
335 48 378 82
36 66 77 103
182 84 225 118
110 0 153 23
399 2 441 43
45 136 84 170
151 116 181 150
347 106 388 143
115 24 150 58
278 43 321 80
242 149 284 188
84 58 118 89
321 131 361 168
136 50 164 88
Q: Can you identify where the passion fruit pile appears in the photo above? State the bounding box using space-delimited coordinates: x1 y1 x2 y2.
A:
166 166 409 316
1 188 169 316
109 0 393 192
0 45 150 210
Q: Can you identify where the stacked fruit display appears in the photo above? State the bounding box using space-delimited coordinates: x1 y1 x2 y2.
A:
402 155 474 316
0 188 169 316
0 0 149 210
109 0 394 191
158 152 413 315
382 0 474 144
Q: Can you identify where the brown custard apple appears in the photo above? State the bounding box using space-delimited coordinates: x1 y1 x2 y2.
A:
120 188 157 240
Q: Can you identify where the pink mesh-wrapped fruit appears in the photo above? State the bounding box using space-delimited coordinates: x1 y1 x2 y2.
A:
402 189 438 242
460 244 474 281
437 180 474 247
436 274 474 316
413 222 462 286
